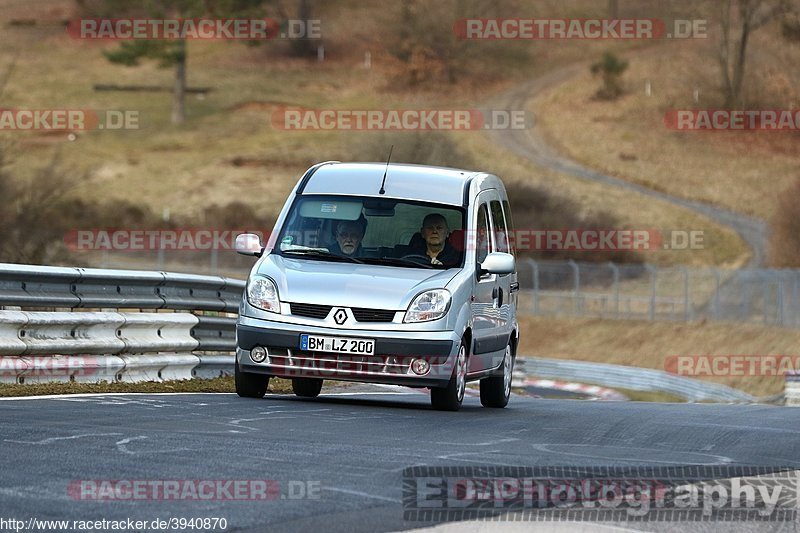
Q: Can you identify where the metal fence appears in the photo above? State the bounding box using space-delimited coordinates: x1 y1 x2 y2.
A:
516 259 800 328
55 252 800 328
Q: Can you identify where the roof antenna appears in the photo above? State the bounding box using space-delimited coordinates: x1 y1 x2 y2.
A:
378 145 393 195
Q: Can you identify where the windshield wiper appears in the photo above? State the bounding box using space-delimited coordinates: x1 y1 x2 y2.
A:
282 249 364 264
360 256 436 269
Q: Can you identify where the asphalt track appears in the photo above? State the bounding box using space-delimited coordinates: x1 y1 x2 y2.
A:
1 388 799 532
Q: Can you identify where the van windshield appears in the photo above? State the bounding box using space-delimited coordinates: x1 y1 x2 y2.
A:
276 195 466 269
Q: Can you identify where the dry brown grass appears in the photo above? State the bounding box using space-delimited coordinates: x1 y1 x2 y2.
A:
0 2 755 268
769 178 800 267
453 131 749 267
517 316 800 397
531 37 800 222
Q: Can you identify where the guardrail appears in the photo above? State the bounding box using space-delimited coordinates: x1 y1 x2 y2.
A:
0 263 243 384
0 311 198 355
786 372 800 406
516 259 800 328
514 357 755 403
0 263 243 352
0 263 784 403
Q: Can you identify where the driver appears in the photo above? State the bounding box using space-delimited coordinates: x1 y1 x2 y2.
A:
410 213 460 267
329 216 367 256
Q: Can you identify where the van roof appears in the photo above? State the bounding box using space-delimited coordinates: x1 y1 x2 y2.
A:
300 162 482 206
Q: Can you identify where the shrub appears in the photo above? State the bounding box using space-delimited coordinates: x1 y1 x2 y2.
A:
505 181 643 264
590 52 629 100
769 178 800 267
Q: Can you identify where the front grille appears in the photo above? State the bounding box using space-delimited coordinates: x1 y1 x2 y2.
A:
289 303 396 322
290 302 332 319
351 308 397 322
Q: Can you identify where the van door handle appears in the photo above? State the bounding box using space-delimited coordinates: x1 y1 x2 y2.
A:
492 287 498 299
510 282 519 293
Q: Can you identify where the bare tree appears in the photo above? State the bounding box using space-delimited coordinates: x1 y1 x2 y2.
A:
608 0 619 19
717 0 793 107
386 0 502 85
289 0 316 58
84 0 267 125
0 146 90 264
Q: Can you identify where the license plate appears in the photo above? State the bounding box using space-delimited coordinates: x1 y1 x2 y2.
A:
300 334 375 355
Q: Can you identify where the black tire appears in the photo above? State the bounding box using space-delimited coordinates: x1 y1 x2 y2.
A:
480 343 513 408
292 377 323 398
431 341 467 411
235 362 269 398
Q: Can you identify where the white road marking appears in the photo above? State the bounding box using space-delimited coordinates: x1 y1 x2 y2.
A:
434 451 522 467
322 486 400 503
320 392 418 396
684 422 800 435
0 393 237 401
530 443 733 465
116 436 148 455
5 433 123 445
435 438 520 446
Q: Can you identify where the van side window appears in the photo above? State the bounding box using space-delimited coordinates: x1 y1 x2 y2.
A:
476 203 491 265
490 200 509 253
502 199 515 256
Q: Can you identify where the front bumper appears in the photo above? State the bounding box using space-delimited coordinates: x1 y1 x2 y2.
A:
236 315 458 386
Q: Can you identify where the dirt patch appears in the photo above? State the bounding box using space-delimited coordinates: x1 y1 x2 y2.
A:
228 101 289 112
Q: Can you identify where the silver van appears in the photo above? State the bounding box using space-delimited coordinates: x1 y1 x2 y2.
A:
234 162 519 411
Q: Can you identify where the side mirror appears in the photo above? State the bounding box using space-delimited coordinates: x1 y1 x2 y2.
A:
235 233 263 257
479 252 515 275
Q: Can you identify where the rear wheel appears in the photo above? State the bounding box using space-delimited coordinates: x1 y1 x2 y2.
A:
235 361 269 398
480 343 513 408
292 377 323 398
431 342 467 411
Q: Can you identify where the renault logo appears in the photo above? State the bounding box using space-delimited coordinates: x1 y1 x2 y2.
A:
332 308 348 325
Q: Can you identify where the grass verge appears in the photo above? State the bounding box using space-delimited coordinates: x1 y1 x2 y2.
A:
0 376 298 397
517 315 800 397
531 40 800 222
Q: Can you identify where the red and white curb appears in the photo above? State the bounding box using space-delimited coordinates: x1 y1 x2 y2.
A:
514 378 628 401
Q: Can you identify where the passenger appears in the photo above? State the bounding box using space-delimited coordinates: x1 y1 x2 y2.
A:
329 216 367 256
411 213 460 267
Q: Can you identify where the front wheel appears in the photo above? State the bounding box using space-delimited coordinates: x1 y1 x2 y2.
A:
235 362 269 398
431 342 467 411
480 343 513 408
292 377 323 398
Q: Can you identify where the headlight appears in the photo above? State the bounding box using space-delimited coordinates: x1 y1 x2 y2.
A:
404 289 451 323
247 277 280 313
